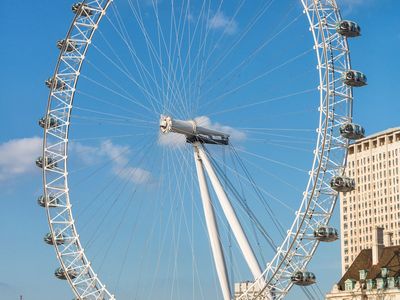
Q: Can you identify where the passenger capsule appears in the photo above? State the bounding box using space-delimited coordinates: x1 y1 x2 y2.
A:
336 20 361 37
39 116 59 129
57 39 76 52
54 267 77 280
291 271 316 286
340 123 365 140
37 195 60 208
45 77 66 90
341 70 367 87
314 226 339 242
36 156 58 169
72 3 94 16
330 176 355 193
44 232 65 245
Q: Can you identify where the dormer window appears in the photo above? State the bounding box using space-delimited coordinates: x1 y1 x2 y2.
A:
377 278 387 290
381 267 388 278
387 277 397 289
366 279 376 291
345 279 356 291
359 269 368 281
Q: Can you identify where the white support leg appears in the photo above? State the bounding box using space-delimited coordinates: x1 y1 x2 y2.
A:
196 145 264 284
193 144 232 300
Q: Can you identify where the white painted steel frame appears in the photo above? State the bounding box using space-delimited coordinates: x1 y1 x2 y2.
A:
196 144 264 284
237 0 353 299
42 1 114 299
41 0 354 299
193 144 232 300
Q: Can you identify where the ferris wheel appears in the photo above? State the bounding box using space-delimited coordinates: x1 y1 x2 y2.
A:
37 1 367 299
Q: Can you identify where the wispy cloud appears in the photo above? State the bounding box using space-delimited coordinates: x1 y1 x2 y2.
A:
100 140 152 184
0 137 151 185
0 137 42 182
208 11 238 35
99 140 130 166
158 132 187 148
116 166 152 184
337 0 373 14
0 281 14 289
70 142 103 165
72 140 152 185
187 12 195 23
195 116 246 142
144 0 162 6
0 281 17 297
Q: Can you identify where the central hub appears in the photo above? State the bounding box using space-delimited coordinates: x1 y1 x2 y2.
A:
159 115 229 145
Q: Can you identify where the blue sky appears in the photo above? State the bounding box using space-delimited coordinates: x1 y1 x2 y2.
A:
0 1 399 300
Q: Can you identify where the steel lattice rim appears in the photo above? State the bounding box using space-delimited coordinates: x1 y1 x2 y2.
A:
41 1 355 299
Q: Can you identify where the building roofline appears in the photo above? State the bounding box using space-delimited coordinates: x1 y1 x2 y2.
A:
337 245 400 290
351 127 400 144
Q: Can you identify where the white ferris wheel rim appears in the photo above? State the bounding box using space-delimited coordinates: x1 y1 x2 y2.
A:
40 1 355 299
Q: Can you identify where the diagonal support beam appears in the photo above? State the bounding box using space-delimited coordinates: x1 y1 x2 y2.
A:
196 144 265 285
193 144 231 300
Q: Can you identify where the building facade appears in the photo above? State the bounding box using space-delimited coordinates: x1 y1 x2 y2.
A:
341 128 400 274
233 282 269 300
326 228 400 300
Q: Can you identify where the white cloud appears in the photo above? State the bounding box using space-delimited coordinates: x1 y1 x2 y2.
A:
337 0 373 14
144 0 162 6
99 140 130 166
115 166 152 184
72 140 152 185
158 132 187 148
100 141 152 184
187 13 194 23
208 11 238 35
0 137 152 185
0 137 42 182
194 116 246 142
70 142 102 165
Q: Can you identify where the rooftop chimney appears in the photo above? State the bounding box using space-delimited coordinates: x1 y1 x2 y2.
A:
384 231 393 247
372 226 384 265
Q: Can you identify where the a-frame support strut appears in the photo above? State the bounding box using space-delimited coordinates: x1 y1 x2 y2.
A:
161 116 267 298
193 143 265 300
194 144 232 300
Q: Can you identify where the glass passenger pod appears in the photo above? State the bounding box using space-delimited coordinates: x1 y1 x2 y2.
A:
291 271 316 286
336 20 361 37
37 195 60 208
56 39 76 52
44 232 65 245
35 156 58 169
45 77 66 90
330 176 355 193
314 226 339 242
340 123 365 140
54 267 78 280
72 3 94 16
341 70 367 87
39 116 59 129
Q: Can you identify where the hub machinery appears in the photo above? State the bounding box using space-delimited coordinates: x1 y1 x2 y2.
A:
160 115 230 145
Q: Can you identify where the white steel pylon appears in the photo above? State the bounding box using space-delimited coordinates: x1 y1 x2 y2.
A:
193 143 266 296
193 144 231 300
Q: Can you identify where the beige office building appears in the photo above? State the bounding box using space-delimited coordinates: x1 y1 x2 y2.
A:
341 127 400 274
